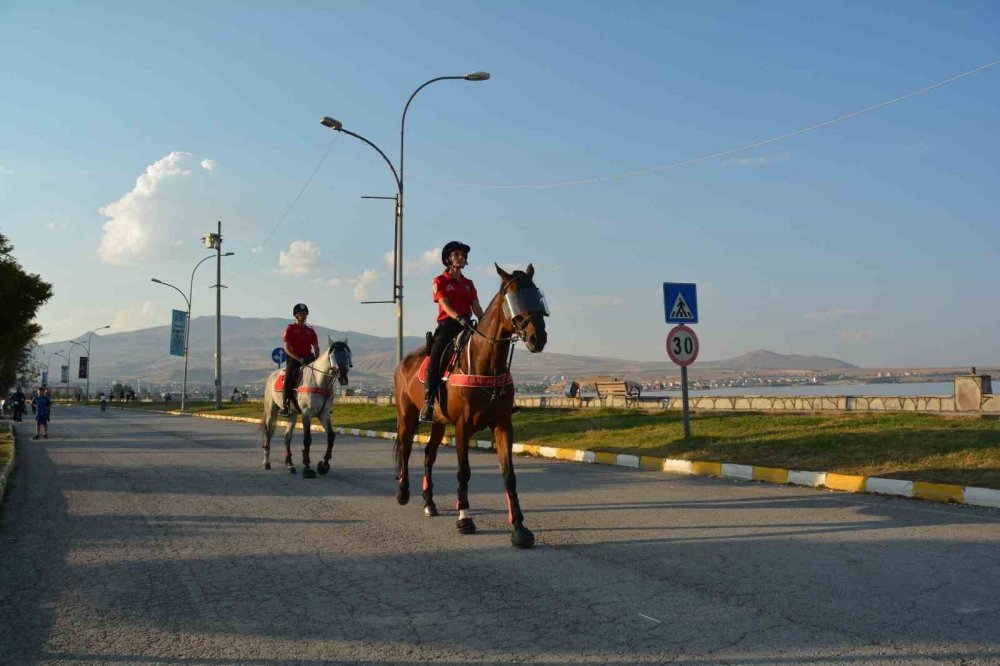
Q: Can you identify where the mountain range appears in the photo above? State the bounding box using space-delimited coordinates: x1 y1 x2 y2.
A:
36 316 858 387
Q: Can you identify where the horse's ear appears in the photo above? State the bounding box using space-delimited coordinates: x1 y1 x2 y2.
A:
526 263 534 279
327 335 334 347
495 263 511 281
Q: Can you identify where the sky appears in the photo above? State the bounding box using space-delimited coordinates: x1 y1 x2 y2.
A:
1 1 998 368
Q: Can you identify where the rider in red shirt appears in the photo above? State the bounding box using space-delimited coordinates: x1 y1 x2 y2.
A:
281 303 320 415
421 241 484 422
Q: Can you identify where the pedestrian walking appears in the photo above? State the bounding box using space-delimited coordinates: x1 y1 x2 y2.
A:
31 386 52 440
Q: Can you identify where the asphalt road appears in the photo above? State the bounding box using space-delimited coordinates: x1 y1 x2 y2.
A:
1 405 999 665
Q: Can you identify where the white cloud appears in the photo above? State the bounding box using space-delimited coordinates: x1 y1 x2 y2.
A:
839 329 874 342
250 246 264 256
278 240 321 276
0 166 14 175
111 302 163 332
327 277 342 287
351 268 380 300
200 159 216 172
807 308 864 322
420 247 440 267
382 251 395 269
97 151 195 265
723 152 789 167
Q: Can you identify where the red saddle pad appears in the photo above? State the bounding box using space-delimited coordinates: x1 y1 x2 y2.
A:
417 353 457 384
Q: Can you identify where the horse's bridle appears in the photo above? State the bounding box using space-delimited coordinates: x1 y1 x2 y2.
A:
469 276 543 345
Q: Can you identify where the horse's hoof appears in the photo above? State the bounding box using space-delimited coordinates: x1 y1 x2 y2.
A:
396 488 410 505
263 461 271 470
302 466 316 479
317 460 330 475
511 523 536 549
424 502 438 517
456 517 477 534
288 466 297 475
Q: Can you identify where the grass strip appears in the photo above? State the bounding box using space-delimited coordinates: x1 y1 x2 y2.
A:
116 402 1000 488
0 428 12 471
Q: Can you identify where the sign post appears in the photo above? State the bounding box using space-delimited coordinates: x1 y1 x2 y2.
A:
666 324 699 439
271 347 287 367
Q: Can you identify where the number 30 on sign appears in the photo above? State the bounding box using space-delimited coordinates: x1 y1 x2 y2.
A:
667 324 699 366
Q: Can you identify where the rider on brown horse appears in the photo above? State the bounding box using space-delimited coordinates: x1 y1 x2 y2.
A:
420 240 484 422
280 303 320 416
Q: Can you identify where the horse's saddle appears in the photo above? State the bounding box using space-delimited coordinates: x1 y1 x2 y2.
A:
417 328 472 384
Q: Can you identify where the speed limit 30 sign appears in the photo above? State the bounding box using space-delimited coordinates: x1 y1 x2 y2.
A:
667 324 699 366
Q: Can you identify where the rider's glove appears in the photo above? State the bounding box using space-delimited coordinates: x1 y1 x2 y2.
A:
457 316 474 329
301 353 316 365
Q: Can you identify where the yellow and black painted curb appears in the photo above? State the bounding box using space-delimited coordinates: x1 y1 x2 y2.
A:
112 406 1000 511
0 421 16 501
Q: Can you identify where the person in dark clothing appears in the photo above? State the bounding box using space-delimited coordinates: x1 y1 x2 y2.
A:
32 386 52 439
10 387 26 422
421 241 484 422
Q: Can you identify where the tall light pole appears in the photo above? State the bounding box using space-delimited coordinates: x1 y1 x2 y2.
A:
201 223 227 410
68 340 87 398
320 71 489 365
78 325 111 400
152 252 232 412
45 349 65 387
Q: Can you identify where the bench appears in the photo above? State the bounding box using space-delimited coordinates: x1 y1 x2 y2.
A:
594 379 642 408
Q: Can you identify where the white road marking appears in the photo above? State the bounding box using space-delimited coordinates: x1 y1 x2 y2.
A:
638 613 662 623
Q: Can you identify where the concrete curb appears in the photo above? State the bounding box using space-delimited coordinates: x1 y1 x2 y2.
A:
110 406 1000 511
0 421 16 501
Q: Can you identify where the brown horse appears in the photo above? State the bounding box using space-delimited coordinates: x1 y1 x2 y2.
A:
393 263 549 548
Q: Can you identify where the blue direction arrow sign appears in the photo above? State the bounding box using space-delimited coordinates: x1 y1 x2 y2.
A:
271 347 287 365
663 282 698 324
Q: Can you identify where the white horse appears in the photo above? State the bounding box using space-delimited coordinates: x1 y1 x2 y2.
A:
261 337 352 478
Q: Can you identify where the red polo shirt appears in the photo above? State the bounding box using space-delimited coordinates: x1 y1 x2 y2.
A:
283 323 318 357
432 271 477 322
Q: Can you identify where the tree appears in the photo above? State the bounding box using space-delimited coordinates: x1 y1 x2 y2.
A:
0 234 53 394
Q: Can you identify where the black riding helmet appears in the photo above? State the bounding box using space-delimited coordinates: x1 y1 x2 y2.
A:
441 241 471 266
293 303 309 316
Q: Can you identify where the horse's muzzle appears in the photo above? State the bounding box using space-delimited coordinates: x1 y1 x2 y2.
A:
525 331 547 352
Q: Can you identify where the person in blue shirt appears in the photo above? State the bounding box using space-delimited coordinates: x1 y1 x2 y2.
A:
32 386 52 440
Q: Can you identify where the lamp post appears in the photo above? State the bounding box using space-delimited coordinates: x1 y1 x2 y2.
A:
321 71 489 365
68 340 87 398
52 350 69 392
78 325 111 401
152 252 233 412
45 349 65 387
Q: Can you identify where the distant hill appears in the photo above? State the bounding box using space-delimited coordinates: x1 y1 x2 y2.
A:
37 318 858 387
700 349 858 371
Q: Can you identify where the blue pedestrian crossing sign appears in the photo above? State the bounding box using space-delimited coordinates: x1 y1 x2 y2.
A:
663 283 698 324
271 347 287 365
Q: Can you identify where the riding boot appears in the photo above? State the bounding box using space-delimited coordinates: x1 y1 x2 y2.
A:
419 387 436 422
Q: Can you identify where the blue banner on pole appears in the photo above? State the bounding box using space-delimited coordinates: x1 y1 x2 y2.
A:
170 310 187 357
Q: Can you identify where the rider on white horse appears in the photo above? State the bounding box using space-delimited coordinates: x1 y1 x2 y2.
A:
280 303 320 416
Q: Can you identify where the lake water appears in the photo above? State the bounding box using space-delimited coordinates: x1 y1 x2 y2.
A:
528 381 957 399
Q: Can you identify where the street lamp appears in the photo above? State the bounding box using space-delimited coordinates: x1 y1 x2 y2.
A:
68 340 87 398
50 350 68 390
45 349 65 387
78 325 111 401
320 70 489 365
152 252 234 412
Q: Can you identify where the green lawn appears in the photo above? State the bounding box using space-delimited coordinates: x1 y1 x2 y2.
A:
117 402 1000 488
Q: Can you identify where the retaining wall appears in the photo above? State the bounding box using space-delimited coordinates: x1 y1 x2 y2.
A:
338 378 997 415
